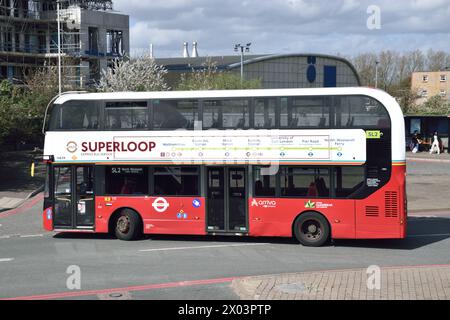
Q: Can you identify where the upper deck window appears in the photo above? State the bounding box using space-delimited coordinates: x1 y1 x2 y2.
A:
254 98 276 129
49 100 100 130
336 96 389 128
153 100 197 130
280 97 331 129
105 101 148 130
203 99 250 129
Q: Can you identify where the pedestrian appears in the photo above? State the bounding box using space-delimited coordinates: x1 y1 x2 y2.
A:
429 131 441 155
410 131 421 153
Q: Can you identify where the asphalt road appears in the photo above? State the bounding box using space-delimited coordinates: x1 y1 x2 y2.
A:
1 160 450 300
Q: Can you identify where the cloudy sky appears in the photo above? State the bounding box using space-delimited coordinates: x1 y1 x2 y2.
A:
113 0 450 58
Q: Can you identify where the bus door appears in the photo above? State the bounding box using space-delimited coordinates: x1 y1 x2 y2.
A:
206 167 248 233
53 166 95 229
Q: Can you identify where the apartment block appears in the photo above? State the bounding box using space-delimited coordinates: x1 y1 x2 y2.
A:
411 70 450 105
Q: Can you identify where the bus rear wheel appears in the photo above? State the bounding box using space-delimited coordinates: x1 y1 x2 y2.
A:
114 209 142 241
294 212 330 247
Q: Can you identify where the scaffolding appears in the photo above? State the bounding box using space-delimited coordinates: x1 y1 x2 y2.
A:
0 0 122 87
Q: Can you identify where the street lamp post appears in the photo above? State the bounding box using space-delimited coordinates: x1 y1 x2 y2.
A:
57 0 62 96
375 60 380 89
234 43 251 84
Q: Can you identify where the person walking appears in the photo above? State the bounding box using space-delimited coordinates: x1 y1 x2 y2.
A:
429 131 440 155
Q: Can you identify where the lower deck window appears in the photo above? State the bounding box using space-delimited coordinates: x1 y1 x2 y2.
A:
280 167 330 198
335 166 365 198
154 167 199 196
105 166 148 195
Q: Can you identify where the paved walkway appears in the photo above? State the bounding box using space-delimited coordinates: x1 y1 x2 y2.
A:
407 151 450 163
232 265 450 300
0 150 45 212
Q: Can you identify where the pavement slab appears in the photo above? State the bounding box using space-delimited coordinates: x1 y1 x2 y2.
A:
232 265 450 300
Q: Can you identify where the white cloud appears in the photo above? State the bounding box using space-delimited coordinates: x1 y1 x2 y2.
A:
113 0 450 57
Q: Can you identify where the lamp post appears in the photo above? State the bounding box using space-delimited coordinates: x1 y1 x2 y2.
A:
56 0 62 96
234 43 251 84
375 60 380 89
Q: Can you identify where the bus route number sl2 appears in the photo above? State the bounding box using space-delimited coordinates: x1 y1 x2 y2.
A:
366 130 382 139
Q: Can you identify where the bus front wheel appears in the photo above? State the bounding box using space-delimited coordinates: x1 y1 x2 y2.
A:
293 212 330 247
114 209 143 241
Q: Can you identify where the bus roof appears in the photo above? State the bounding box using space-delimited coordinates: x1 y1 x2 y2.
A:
54 87 394 105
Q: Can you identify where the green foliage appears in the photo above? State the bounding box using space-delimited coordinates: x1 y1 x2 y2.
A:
176 58 262 91
0 66 60 148
414 95 450 115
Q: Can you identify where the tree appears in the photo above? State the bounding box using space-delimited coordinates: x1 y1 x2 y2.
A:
420 95 450 115
97 55 169 92
176 58 262 90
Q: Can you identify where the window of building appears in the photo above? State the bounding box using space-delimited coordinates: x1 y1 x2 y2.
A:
105 101 148 129
280 167 330 198
440 90 446 97
203 99 250 129
153 100 197 130
253 166 276 197
334 166 365 198
422 75 429 83
254 98 276 129
106 30 124 56
105 166 148 195
440 74 447 82
421 90 428 97
154 167 199 196
49 100 100 130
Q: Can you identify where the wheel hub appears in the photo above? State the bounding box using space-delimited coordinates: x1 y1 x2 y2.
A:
117 216 130 234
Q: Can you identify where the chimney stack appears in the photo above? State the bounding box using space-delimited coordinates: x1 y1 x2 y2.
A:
192 41 199 58
183 42 190 58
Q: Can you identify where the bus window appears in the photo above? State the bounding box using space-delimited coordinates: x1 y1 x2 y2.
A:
105 101 148 130
49 101 100 130
254 98 276 129
280 167 330 198
334 166 365 198
289 97 330 128
336 96 390 128
203 99 250 129
253 166 276 197
105 166 148 195
154 167 199 196
153 100 197 130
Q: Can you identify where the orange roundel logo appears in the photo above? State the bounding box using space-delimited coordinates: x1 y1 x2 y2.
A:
66 141 78 153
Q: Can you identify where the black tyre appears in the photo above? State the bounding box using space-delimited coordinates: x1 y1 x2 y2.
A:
114 209 142 241
293 212 330 247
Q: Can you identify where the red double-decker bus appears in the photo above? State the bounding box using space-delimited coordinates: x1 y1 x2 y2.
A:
42 87 406 246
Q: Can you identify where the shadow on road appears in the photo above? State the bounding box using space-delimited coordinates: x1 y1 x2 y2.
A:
0 150 45 193
52 217 450 250
334 216 450 250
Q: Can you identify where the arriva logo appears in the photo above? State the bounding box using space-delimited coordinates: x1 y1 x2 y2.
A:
251 199 277 208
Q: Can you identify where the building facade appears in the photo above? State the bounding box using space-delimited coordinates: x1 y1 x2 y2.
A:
155 53 360 89
0 0 129 86
411 70 450 105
